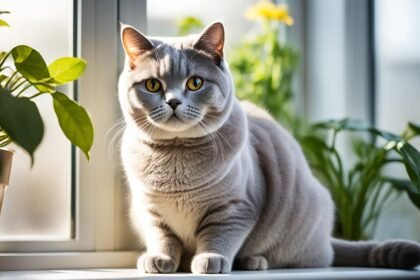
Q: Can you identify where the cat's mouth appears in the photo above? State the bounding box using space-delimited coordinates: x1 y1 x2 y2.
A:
167 112 183 123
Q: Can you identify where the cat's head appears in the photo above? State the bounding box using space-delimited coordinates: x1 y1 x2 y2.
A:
119 22 234 140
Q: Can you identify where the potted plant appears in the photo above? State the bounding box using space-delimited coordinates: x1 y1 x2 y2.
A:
0 11 94 212
301 119 420 240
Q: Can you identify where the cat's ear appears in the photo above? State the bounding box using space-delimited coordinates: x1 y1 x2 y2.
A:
121 23 154 69
193 22 225 64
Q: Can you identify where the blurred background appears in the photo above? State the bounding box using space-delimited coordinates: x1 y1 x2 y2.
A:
0 0 419 253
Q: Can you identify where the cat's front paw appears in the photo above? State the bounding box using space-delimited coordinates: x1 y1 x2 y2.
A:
191 253 231 274
235 255 268 270
137 253 177 273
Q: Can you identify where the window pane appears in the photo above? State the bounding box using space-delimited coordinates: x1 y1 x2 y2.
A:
374 0 420 241
0 0 73 240
147 0 255 43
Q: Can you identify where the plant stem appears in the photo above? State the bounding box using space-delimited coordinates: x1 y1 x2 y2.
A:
0 51 11 69
29 92 45 100
16 83 33 97
9 75 25 90
10 79 27 92
0 136 12 147
4 71 18 89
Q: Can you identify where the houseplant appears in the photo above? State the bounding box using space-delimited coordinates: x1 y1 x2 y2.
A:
0 11 93 212
229 0 300 134
301 119 420 240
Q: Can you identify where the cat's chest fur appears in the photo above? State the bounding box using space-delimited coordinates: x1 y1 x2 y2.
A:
152 197 201 250
128 137 226 193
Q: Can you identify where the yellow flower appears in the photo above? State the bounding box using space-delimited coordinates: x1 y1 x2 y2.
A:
245 0 294 25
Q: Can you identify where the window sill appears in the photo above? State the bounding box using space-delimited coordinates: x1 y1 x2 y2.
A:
0 251 138 270
1 268 420 280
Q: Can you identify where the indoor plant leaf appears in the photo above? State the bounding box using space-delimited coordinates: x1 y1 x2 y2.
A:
403 122 420 140
0 88 44 162
11 45 54 93
397 142 420 191
384 177 420 209
48 57 87 85
52 92 93 160
0 74 7 83
408 122 420 135
0 51 7 61
0 19 9 27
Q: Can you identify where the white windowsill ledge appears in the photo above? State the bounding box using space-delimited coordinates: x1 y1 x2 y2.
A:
1 268 420 280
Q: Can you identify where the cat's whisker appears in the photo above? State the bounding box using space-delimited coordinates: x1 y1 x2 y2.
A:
205 114 245 132
106 117 127 159
106 117 125 142
202 118 233 152
199 120 224 162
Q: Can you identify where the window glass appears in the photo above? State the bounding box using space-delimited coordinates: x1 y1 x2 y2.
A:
147 0 255 46
374 0 420 241
0 0 73 240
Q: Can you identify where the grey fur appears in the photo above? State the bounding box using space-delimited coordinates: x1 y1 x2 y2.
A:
119 22 420 274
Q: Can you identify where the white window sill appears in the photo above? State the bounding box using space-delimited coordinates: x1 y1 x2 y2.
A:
1 268 420 280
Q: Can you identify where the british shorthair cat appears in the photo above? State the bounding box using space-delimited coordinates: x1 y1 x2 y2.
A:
118 22 420 274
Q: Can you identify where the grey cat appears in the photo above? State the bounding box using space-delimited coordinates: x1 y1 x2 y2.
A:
119 22 420 274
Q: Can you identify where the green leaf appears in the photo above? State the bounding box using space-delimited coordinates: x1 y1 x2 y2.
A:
403 122 420 140
313 119 401 142
397 142 420 191
48 57 86 85
11 45 54 93
0 11 10 15
384 177 420 209
408 122 420 135
0 88 44 162
369 128 401 142
0 74 8 83
0 19 9 27
177 16 204 36
52 92 93 160
0 51 7 61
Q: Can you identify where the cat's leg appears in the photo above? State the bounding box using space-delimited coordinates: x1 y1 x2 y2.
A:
235 256 269 270
137 216 183 273
191 202 256 274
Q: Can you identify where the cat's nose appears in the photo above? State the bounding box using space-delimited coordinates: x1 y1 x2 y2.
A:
166 98 182 110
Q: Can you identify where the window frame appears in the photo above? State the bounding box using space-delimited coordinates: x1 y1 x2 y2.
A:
0 0 146 270
0 0 376 270
286 0 373 124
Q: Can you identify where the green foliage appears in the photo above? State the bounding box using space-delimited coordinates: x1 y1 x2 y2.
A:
301 119 420 240
52 92 93 160
11 45 54 93
229 21 299 132
0 11 9 27
48 57 87 85
177 16 204 36
0 89 43 163
0 14 93 162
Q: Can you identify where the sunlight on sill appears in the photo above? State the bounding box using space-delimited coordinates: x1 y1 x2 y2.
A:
1 267 420 280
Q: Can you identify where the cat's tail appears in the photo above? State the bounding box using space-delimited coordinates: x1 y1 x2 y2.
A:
331 238 420 269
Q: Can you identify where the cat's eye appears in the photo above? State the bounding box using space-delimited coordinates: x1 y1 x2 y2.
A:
186 76 203 91
145 79 162 93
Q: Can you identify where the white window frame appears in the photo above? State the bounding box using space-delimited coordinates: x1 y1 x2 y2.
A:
286 0 373 123
0 0 376 271
0 0 146 270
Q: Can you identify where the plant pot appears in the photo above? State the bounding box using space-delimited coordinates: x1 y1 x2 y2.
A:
0 148 14 214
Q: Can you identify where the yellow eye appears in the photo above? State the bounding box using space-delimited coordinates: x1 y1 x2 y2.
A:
145 79 162 93
186 76 203 91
